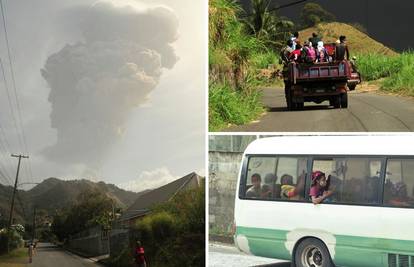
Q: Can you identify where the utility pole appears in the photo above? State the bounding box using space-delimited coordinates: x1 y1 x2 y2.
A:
7 154 28 253
32 207 36 242
8 154 29 227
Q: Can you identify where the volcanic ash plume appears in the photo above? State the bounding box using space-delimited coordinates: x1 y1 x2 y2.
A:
41 1 178 165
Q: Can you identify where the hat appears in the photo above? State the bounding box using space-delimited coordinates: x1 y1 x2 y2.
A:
312 171 325 181
304 40 310 46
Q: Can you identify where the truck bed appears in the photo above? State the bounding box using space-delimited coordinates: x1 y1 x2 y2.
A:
289 61 351 83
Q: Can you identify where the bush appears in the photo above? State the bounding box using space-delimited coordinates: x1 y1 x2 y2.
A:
0 228 24 254
120 188 205 267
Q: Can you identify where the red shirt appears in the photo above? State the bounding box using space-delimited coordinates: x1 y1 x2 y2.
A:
290 49 301 60
135 247 145 263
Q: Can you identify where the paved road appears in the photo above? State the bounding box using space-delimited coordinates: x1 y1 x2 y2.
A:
31 243 102 267
209 243 289 267
225 88 414 132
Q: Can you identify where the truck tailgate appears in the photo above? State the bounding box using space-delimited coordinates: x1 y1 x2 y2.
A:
290 61 350 83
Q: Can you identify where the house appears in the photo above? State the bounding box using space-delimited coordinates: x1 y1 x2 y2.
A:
109 172 202 256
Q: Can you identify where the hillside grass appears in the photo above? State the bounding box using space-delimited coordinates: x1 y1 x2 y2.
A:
300 22 397 56
357 52 414 96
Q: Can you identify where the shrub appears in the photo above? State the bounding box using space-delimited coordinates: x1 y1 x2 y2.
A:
0 228 24 254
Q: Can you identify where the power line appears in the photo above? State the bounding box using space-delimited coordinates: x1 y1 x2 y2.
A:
0 0 34 185
241 0 310 17
0 58 23 152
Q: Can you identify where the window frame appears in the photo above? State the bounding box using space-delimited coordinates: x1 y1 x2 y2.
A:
238 154 414 209
383 157 414 209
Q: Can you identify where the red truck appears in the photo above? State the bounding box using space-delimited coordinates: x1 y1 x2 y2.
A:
283 43 361 110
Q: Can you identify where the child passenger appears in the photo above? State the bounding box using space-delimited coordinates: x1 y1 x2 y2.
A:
309 171 333 204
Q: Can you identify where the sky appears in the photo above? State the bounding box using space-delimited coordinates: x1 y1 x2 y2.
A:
0 0 206 192
239 0 412 51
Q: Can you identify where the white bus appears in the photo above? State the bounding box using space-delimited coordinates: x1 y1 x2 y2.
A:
234 135 414 267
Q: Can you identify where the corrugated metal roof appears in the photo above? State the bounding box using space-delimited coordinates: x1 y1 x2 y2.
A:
118 172 201 222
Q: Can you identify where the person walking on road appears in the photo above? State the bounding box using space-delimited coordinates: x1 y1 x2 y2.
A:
28 243 34 263
134 241 147 267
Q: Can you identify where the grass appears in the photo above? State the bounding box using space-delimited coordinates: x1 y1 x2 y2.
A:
209 0 279 131
357 52 414 96
300 22 397 56
209 82 264 131
0 247 28 267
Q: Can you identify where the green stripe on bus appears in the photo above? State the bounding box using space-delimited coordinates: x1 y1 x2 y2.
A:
236 226 414 267
236 226 291 260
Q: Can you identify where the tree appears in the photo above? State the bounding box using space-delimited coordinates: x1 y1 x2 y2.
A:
51 188 115 241
299 2 336 28
246 0 294 50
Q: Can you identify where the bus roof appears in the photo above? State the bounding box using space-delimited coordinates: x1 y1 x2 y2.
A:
244 135 414 156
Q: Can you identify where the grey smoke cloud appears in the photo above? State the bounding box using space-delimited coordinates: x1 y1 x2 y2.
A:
41 1 178 165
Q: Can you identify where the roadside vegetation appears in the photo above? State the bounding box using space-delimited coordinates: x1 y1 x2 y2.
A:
105 187 205 267
209 0 348 131
51 188 117 242
209 0 294 131
0 225 24 255
357 52 414 96
0 246 27 267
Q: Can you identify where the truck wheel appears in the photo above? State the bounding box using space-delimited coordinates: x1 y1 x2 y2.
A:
340 93 348 108
294 238 335 267
333 96 340 109
286 90 295 111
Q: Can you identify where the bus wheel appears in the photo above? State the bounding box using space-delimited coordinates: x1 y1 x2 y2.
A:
294 238 334 267
340 93 348 108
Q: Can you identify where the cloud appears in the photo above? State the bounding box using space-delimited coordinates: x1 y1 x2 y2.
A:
118 167 178 192
40 0 179 166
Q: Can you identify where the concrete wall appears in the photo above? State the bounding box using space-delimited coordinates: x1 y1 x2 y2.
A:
209 151 243 237
109 228 129 257
67 226 109 257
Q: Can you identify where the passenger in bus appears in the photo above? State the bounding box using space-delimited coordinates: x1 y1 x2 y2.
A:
388 181 411 207
246 173 261 198
364 176 380 203
281 173 305 200
309 171 333 204
281 174 295 199
261 173 277 199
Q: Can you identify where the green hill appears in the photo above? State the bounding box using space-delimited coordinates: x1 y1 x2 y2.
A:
0 178 142 226
300 22 397 56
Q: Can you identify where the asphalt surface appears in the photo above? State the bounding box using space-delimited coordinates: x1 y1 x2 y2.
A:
209 243 290 267
224 88 414 132
31 243 102 267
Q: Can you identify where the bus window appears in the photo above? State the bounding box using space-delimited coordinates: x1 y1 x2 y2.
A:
384 159 414 208
244 156 307 201
246 157 277 199
312 158 382 204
